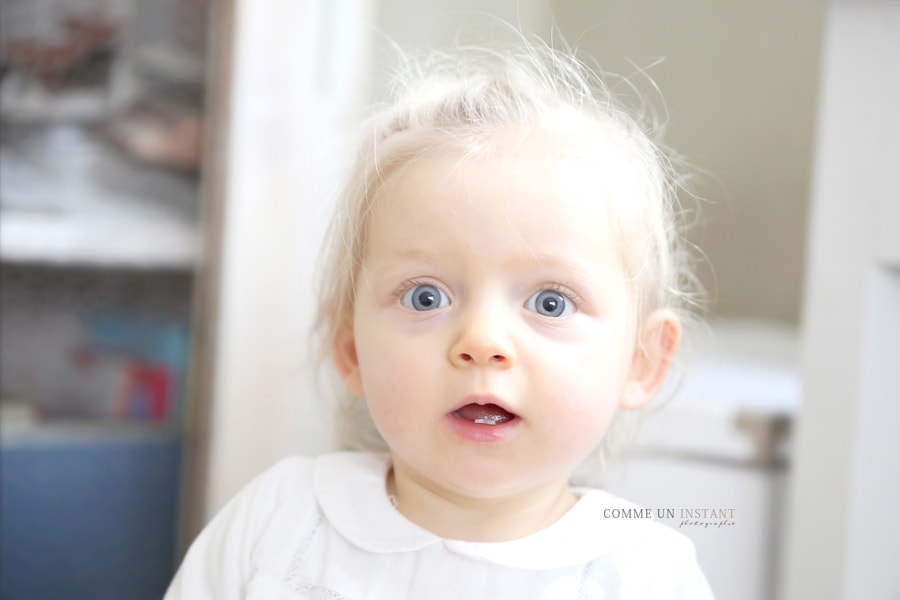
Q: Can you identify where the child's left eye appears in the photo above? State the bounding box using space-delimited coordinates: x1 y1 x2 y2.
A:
525 289 575 318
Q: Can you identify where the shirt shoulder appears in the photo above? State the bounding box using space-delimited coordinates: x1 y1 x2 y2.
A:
165 455 320 600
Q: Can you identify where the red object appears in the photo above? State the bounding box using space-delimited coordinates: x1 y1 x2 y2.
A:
122 362 172 421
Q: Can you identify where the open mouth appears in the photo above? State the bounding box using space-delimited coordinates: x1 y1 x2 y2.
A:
452 403 517 425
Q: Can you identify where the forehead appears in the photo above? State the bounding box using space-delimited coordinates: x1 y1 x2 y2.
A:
364 129 647 270
375 126 644 220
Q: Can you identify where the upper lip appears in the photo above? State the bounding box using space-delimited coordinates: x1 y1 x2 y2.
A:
450 394 519 418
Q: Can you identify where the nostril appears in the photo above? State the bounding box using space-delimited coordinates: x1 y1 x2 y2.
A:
453 352 509 366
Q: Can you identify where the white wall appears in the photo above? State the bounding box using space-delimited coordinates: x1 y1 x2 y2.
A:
374 0 550 47
199 0 372 518
780 1 900 598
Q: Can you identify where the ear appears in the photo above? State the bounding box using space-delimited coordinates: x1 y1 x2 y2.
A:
333 321 365 396
620 310 682 410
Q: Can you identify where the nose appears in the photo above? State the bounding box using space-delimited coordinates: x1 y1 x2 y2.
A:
449 308 516 369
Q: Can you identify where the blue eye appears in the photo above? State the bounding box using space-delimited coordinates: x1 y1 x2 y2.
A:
526 289 574 318
402 284 450 311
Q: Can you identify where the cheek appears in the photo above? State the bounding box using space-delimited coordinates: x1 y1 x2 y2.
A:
547 381 620 437
532 340 631 439
354 328 426 429
360 365 409 441
357 343 405 403
355 309 447 393
353 307 399 384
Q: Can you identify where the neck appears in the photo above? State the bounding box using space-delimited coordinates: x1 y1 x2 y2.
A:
387 460 578 542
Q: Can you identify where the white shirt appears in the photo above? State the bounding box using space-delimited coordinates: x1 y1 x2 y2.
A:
166 452 714 599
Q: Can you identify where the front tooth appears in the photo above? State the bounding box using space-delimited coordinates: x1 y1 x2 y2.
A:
474 415 503 425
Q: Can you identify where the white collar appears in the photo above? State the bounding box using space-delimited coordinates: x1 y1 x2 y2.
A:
313 452 647 570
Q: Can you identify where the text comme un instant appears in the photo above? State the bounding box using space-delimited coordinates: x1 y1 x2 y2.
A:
603 508 736 520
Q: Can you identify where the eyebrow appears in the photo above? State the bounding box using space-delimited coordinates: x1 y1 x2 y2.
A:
366 248 443 278
510 252 601 278
374 247 443 268
380 247 602 271
392 248 443 262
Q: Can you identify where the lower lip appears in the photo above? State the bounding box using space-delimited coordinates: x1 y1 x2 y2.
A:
446 412 522 443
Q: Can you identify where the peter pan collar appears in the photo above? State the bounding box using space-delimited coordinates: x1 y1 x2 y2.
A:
313 452 651 570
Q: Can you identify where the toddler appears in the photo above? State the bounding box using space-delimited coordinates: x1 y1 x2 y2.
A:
166 39 713 599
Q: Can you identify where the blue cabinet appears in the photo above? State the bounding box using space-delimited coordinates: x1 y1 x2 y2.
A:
1 428 182 600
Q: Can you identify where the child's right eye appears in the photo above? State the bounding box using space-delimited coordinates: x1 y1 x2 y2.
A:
401 284 450 311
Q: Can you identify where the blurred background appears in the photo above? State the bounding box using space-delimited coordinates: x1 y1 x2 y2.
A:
0 1 896 599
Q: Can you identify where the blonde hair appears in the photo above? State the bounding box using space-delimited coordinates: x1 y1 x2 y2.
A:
314 38 702 459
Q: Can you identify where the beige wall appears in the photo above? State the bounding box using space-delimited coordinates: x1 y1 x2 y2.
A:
375 0 827 324
551 0 826 324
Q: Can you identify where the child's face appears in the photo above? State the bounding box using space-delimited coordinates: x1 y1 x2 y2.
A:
335 134 675 502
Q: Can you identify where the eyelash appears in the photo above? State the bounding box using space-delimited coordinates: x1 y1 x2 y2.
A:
533 282 584 310
393 278 446 299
